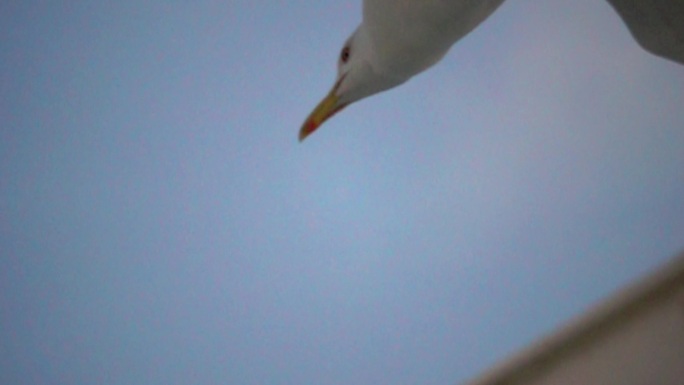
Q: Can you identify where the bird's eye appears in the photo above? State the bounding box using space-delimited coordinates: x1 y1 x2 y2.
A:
340 46 350 63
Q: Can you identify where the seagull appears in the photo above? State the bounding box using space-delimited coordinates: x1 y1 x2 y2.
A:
299 0 684 141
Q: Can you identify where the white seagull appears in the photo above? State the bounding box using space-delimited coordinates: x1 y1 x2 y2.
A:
299 0 684 141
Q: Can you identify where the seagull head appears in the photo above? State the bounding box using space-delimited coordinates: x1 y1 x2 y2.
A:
299 26 404 141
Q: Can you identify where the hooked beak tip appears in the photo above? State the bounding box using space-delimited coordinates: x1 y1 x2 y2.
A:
298 92 344 142
299 75 349 142
298 120 317 142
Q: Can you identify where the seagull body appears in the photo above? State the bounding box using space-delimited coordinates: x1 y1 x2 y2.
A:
299 0 684 141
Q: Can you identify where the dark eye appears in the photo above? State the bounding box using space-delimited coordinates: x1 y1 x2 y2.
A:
340 46 350 63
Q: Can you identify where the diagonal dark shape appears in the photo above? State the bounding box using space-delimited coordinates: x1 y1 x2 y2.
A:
607 0 684 64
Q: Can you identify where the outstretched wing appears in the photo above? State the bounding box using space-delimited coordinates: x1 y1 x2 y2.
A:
607 0 684 64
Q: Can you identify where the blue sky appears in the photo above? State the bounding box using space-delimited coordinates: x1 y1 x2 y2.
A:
2 1 683 384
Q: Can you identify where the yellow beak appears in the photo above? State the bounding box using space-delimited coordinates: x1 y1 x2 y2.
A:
299 76 348 142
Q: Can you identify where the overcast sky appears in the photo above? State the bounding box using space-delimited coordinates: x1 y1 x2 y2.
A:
2 1 683 385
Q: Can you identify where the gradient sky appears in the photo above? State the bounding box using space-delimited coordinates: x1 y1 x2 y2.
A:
2 1 683 385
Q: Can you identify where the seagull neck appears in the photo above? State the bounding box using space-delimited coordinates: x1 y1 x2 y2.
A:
355 24 411 83
359 23 449 82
